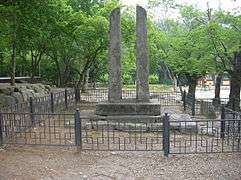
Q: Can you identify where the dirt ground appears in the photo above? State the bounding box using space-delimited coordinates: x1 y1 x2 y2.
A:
0 145 240 180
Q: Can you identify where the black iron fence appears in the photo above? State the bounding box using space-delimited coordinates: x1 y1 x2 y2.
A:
1 88 182 114
80 88 182 106
169 118 241 154
3 88 241 118
181 90 238 117
1 88 76 114
0 110 240 156
0 88 240 156
0 112 75 146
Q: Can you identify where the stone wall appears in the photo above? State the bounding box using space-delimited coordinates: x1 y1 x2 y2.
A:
0 84 51 108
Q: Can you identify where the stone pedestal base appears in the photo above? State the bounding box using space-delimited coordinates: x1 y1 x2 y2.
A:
96 99 160 116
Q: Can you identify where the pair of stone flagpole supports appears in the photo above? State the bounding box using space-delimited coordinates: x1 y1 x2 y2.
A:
108 6 150 103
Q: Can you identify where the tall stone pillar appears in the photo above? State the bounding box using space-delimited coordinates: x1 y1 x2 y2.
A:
136 6 150 102
108 8 122 102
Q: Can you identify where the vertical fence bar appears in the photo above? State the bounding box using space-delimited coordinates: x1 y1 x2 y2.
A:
163 113 170 157
29 97 35 124
237 114 241 151
75 109 82 150
0 113 3 146
65 89 68 109
220 105 225 139
237 113 241 151
183 90 186 111
50 92 54 113
30 97 33 112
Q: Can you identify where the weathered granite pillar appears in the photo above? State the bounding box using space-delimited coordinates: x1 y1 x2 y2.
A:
136 6 150 102
108 8 122 102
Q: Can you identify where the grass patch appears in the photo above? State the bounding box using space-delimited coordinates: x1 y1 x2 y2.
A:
123 84 173 92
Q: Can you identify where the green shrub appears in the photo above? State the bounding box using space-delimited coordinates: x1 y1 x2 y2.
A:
123 74 133 84
149 74 159 84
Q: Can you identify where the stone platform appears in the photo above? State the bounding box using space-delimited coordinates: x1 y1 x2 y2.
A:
95 99 160 116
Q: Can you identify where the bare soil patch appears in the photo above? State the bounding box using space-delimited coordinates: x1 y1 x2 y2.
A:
0 145 240 180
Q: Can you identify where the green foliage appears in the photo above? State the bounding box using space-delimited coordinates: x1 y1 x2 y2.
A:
123 84 172 92
149 74 159 84
0 0 240 93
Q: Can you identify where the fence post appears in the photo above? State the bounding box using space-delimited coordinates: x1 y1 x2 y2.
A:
192 95 195 116
220 105 225 139
238 113 241 151
65 89 68 110
0 113 3 146
29 97 35 124
183 90 186 111
163 113 170 157
75 109 82 150
75 87 80 103
50 92 54 113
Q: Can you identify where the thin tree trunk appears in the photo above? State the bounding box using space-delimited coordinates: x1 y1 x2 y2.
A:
227 73 240 111
11 7 17 86
30 51 35 83
215 74 222 99
188 77 197 98
53 58 62 87
30 51 43 83
81 68 90 92
11 39 16 86
213 74 222 106
227 50 241 111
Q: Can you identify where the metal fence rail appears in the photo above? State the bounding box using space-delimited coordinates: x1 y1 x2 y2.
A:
0 112 164 151
169 118 241 154
79 115 163 151
0 110 240 156
182 90 237 117
80 88 182 106
1 88 182 113
0 88 240 156
0 88 76 114
0 112 75 146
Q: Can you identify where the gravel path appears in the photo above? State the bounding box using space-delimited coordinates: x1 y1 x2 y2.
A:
0 146 240 180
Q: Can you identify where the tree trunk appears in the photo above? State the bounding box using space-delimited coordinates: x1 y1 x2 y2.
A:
31 52 35 83
81 68 90 92
78 58 92 92
31 51 43 83
81 72 87 93
188 77 197 98
173 77 177 91
227 73 240 111
53 58 62 87
11 8 17 86
227 50 241 111
214 74 222 99
11 39 16 86
212 74 222 106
